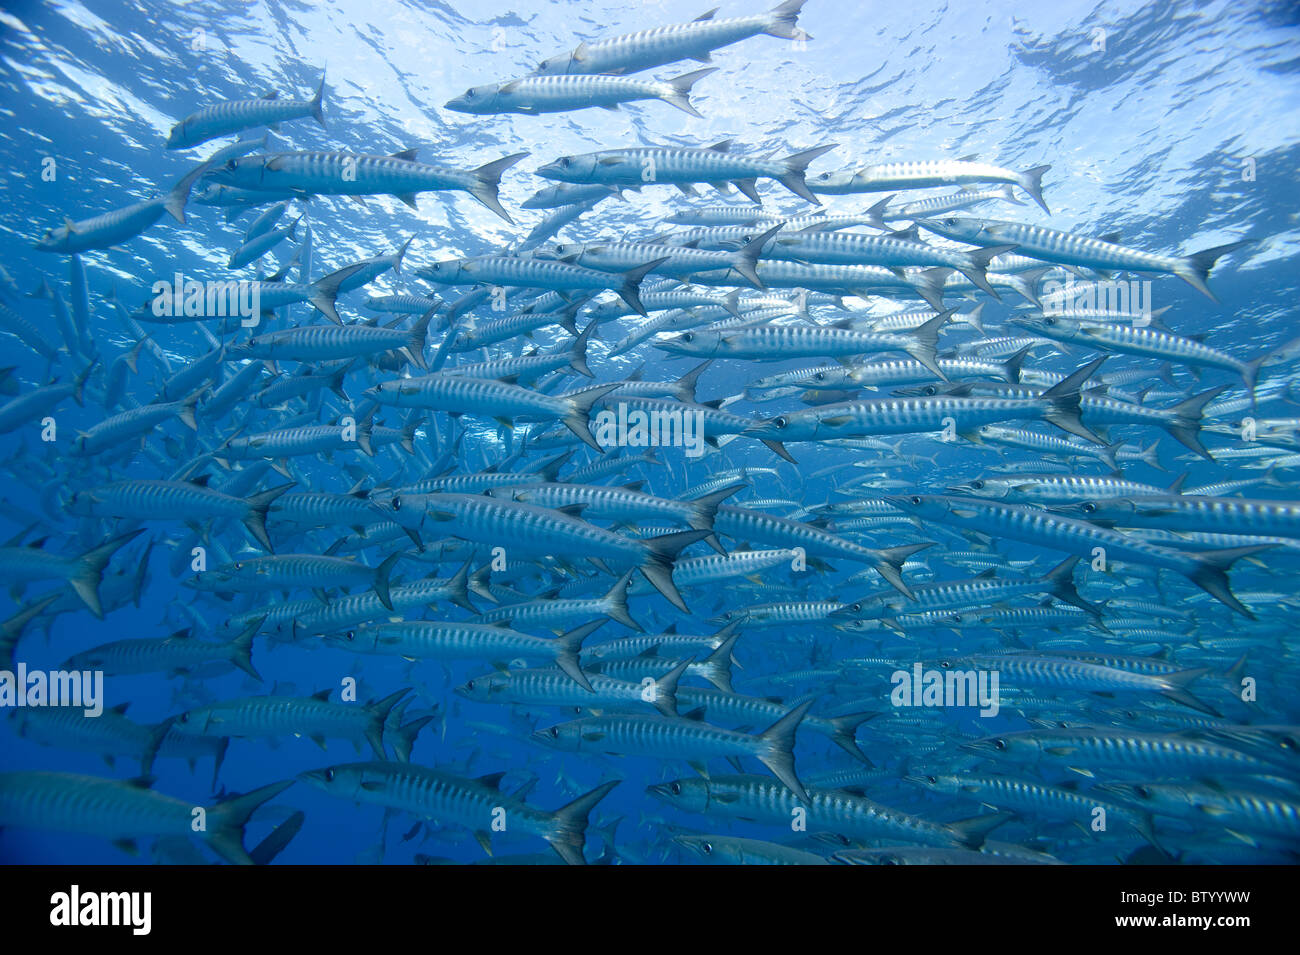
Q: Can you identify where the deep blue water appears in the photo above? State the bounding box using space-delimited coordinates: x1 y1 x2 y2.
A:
0 0 1298 865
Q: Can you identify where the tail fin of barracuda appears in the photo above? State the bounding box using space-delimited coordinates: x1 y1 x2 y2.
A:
553 619 605 692
207 780 296 865
563 381 622 451
1174 239 1252 303
71 528 145 619
310 72 327 129
1017 164 1052 214
469 152 529 224
1185 544 1276 619
776 144 838 205
765 0 811 40
640 528 712 612
617 257 670 317
757 698 815 801
241 482 295 553
546 779 619 865
1041 355 1107 445
662 68 718 118
1164 383 1231 460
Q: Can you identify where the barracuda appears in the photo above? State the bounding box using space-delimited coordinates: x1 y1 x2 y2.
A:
298 761 618 865
891 493 1270 617
372 491 709 612
0 530 142 619
1051 494 1300 540
417 255 665 317
677 260 952 310
66 478 292 553
447 69 717 117
0 772 291 864
648 774 1009 848
537 141 837 206
456 659 689 716
810 159 1051 211
168 687 411 759
232 309 434 366
918 216 1250 301
64 618 261 681
534 701 815 800
657 311 953 381
167 76 326 148
322 619 604 692
209 149 527 223
366 375 619 452
533 1 809 75
548 225 783 290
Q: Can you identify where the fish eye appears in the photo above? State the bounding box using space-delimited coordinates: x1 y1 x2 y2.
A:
681 332 694 342
926 775 937 784
940 660 952 669
670 782 681 795
1280 736 1296 750
559 157 571 168
818 172 830 180
392 496 402 510
345 630 355 641
850 603 861 613
993 738 1007 752
700 842 712 855
234 561 242 570
325 768 335 782
909 496 921 505
178 712 190 723
1082 502 1096 514
1134 785 1151 799
465 679 475 690
1044 317 1055 325
971 480 984 490
813 372 825 381
549 726 559 738
881 854 901 865
773 416 787 429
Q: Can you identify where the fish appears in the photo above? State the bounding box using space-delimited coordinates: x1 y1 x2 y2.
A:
166 76 327 149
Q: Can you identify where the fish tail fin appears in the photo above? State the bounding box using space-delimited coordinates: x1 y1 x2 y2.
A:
71 528 144 618
365 687 413 758
72 356 99 407
1166 384 1231 459
674 359 711 402
568 320 597 378
310 72 327 128
1173 239 1251 302
872 542 932 597
731 223 782 289
403 307 437 370
563 382 622 451
1017 164 1051 214
228 616 263 681
207 780 296 865
1186 544 1275 618
1002 343 1032 384
617 256 670 317
554 619 604 692
449 559 479 612
961 243 1019 299
1042 555 1101 617
164 157 217 225
862 194 894 231
904 306 955 380
469 152 529 224
686 480 746 549
391 714 434 763
241 481 295 553
547 779 619 865
603 571 642 631
308 263 367 324
1041 356 1108 444
648 658 690 717
947 811 1013 849
909 266 952 313
700 630 741 693
662 67 717 118
757 698 814 802
764 0 810 40
640 528 712 612
1159 667 1220 716
372 551 402 611
777 144 837 204
827 712 876 766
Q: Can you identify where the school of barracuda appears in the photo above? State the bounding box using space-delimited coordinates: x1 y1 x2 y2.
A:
1 0 1298 865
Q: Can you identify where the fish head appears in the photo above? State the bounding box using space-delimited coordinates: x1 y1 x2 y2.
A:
444 84 499 114
529 720 585 751
33 223 71 252
946 478 1004 498
959 733 1035 761
536 154 595 182
883 493 960 523
670 834 730 861
646 777 711 813
533 49 577 76
454 672 510 701
654 330 711 357
297 764 366 798
417 259 466 284
914 215 987 243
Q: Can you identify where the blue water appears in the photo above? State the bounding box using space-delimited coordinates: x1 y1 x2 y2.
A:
0 0 1298 865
